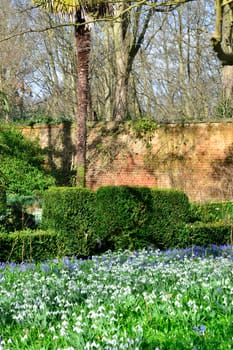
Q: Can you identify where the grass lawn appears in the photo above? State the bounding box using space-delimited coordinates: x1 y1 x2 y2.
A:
0 246 233 349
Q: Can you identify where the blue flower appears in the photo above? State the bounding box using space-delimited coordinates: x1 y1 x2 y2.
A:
41 263 50 272
193 325 206 335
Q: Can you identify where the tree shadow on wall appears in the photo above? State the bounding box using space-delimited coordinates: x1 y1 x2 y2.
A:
46 121 76 186
87 123 129 188
212 144 233 199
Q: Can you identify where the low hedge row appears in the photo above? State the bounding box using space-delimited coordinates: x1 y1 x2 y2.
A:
178 222 233 248
190 201 233 224
0 229 59 263
1 186 232 262
0 186 6 216
0 222 231 263
42 185 191 255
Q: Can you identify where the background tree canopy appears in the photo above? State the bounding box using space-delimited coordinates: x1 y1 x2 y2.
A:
0 0 226 124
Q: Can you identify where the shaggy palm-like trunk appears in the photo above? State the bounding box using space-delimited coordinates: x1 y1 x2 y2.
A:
75 14 91 186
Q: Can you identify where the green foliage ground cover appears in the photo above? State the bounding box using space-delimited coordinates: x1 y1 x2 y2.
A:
0 247 233 349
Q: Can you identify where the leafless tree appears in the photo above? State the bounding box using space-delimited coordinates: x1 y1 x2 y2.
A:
212 0 233 116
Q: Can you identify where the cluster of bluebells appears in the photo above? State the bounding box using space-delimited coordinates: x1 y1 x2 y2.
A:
0 245 232 349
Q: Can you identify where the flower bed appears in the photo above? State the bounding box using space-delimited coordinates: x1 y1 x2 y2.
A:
0 246 233 349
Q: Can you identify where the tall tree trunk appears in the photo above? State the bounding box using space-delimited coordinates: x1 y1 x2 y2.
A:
212 1 233 105
112 5 154 121
112 4 129 121
177 9 192 119
220 2 233 102
222 65 233 100
74 14 91 186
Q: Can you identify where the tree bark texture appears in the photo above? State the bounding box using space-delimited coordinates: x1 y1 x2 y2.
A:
75 16 91 186
112 4 154 121
222 65 233 100
212 2 233 63
112 5 129 121
212 1 233 102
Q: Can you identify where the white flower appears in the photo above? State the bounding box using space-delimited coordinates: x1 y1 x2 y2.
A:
21 334 28 342
73 326 83 333
174 300 182 308
91 324 98 329
60 328 66 336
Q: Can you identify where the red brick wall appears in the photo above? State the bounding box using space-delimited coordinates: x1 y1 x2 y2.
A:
21 122 233 202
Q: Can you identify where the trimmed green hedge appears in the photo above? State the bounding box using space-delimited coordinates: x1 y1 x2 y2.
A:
2 185 232 262
0 229 59 263
178 222 232 248
186 201 233 248
0 185 6 216
2 184 233 262
94 186 190 251
149 188 190 249
190 201 233 224
94 186 154 251
41 186 191 255
42 187 97 257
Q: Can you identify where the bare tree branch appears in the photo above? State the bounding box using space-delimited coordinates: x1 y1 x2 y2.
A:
0 0 195 43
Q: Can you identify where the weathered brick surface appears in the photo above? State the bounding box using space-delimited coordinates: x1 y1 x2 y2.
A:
21 122 233 202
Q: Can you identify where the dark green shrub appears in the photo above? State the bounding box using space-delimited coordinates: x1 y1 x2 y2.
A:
148 188 191 249
42 187 97 257
177 222 232 248
0 185 6 216
0 125 55 197
0 229 59 263
3 206 36 233
0 124 43 166
95 186 190 251
95 186 161 251
186 201 233 248
0 156 55 196
0 195 42 233
190 201 233 224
